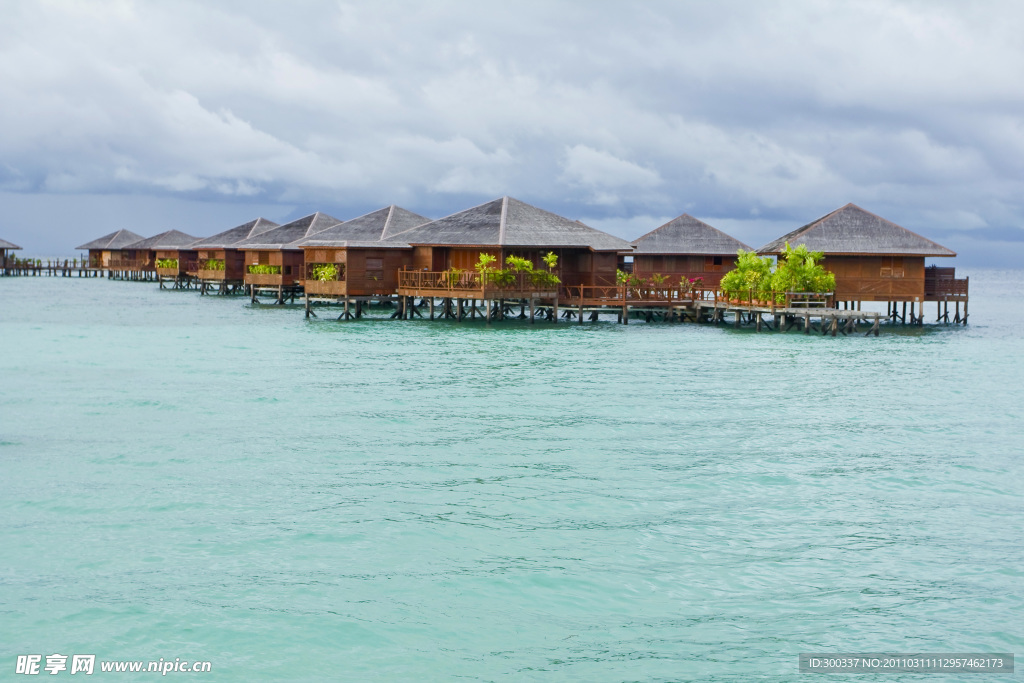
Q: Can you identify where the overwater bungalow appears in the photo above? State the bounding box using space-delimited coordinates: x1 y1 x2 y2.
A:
125 230 202 288
630 214 752 289
391 196 633 320
236 212 343 303
757 203 967 323
189 218 279 294
75 229 146 276
1 238 22 275
299 206 429 313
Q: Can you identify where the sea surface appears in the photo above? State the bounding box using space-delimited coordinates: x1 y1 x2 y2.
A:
1 271 1021 682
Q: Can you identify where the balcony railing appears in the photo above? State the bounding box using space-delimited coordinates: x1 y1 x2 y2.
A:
398 270 558 295
559 283 694 304
108 258 153 270
925 276 969 299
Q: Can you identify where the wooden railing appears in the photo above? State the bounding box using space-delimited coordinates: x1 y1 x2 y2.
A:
399 269 482 292
710 290 834 308
925 276 969 299
559 283 694 304
398 270 558 295
108 258 153 270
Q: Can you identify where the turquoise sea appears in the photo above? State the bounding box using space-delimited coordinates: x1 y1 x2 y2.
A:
1 271 1021 681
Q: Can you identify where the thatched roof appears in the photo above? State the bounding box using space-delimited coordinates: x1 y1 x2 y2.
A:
632 214 751 255
0 238 22 250
124 230 200 250
300 206 430 248
391 197 633 252
75 229 146 251
189 218 280 249
235 212 343 250
758 204 956 257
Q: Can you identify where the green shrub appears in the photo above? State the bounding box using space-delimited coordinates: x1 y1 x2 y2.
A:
311 263 338 281
771 243 835 298
156 258 178 269
248 264 281 275
719 244 835 302
202 259 225 270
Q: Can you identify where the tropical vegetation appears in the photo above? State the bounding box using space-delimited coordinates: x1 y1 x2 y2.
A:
202 259 225 270
247 264 281 275
719 243 835 303
475 252 560 289
155 258 178 269
310 263 339 281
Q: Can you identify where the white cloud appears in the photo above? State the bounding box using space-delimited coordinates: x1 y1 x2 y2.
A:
0 0 1023 259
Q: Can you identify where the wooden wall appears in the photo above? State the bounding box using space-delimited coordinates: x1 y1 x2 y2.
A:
243 249 306 284
631 254 730 287
197 248 248 280
346 248 412 295
827 255 926 301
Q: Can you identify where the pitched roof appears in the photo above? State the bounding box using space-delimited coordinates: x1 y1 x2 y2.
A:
75 229 146 251
632 214 751 255
189 218 280 248
124 230 200 250
391 197 633 252
0 238 22 250
757 203 956 257
299 206 430 248
235 212 343 250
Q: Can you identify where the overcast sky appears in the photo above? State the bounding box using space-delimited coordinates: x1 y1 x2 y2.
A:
2 0 1022 264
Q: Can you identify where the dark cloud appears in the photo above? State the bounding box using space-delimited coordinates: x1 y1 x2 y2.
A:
1 0 1022 262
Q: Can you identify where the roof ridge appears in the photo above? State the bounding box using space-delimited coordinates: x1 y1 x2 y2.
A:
382 205 396 239
498 196 509 245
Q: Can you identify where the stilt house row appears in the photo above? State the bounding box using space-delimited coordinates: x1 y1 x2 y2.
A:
1 238 22 272
390 196 633 300
189 218 279 292
630 214 752 288
299 206 430 299
124 230 202 282
756 203 965 304
76 229 146 270
235 212 343 292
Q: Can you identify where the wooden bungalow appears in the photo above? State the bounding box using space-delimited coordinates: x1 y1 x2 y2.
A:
757 203 967 323
299 206 429 311
235 212 343 303
1 238 22 275
75 229 146 275
391 196 633 320
630 214 752 289
189 218 279 294
124 230 202 288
